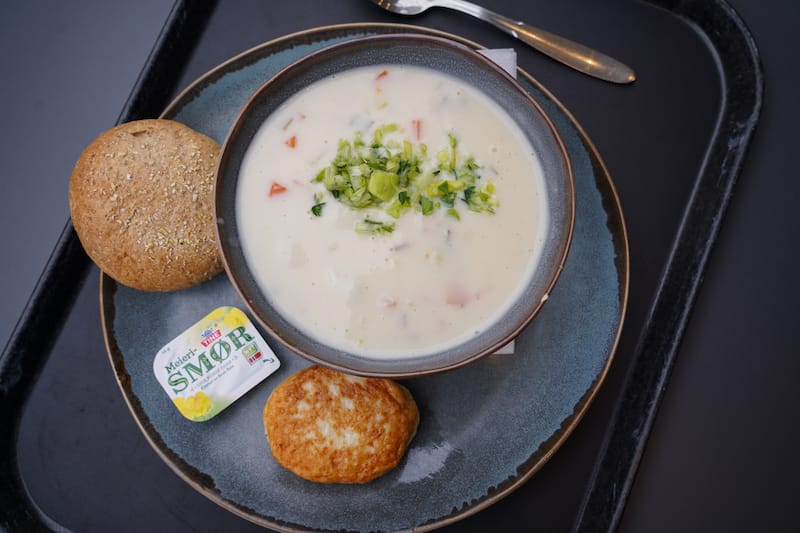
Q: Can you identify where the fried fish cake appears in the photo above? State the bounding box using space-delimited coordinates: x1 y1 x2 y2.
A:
264 365 419 484
68 119 222 291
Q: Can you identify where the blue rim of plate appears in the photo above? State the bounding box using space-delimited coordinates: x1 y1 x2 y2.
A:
101 23 629 533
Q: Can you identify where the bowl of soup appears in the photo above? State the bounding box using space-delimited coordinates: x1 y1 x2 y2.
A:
215 34 575 377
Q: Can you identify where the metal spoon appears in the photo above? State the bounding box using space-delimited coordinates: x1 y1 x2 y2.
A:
370 0 636 84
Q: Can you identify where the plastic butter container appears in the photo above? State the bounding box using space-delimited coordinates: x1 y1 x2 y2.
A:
153 306 280 421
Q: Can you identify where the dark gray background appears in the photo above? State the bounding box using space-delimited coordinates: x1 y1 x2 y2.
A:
0 0 173 349
1 1 797 532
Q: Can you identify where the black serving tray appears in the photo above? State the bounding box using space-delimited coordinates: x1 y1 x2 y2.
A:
0 0 762 531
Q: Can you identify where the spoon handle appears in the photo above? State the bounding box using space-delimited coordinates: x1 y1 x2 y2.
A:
436 0 636 84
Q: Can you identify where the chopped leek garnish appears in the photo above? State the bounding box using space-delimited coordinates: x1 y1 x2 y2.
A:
311 123 498 231
355 218 395 235
367 170 399 202
310 202 325 217
419 196 434 215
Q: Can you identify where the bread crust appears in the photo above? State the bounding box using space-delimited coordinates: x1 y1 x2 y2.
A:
264 365 419 483
68 119 222 291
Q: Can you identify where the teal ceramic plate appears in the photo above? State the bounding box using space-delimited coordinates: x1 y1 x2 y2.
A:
101 23 629 532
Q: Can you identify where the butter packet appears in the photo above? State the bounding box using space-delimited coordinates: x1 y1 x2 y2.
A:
153 306 280 421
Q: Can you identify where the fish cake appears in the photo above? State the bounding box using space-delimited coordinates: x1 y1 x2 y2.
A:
68 119 222 291
264 365 419 484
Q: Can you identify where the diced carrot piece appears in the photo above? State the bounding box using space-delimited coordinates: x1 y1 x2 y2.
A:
269 181 287 196
445 282 470 307
412 119 422 140
284 135 297 148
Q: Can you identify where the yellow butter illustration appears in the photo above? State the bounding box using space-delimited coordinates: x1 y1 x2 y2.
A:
173 392 213 421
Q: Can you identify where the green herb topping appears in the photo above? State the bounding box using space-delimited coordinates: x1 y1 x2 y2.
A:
311 123 498 232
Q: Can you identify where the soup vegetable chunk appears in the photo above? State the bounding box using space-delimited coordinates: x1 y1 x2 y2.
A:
237 65 548 359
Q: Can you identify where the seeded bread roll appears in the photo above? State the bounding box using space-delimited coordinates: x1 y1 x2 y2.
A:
69 119 222 291
264 365 419 484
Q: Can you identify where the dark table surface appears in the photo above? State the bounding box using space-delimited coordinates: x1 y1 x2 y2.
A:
1 0 797 532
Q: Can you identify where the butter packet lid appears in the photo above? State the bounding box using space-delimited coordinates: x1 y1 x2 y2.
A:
153 306 280 422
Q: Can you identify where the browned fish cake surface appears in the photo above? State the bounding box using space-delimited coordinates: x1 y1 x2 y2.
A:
264 365 419 484
68 119 222 291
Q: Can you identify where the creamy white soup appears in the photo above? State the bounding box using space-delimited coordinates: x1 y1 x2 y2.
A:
236 65 548 359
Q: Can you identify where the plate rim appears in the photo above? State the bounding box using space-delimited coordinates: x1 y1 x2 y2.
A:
100 22 629 533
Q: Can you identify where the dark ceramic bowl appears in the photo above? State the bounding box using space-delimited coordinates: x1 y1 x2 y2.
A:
215 34 575 378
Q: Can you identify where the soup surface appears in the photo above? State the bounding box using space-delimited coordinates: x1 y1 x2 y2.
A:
237 65 548 358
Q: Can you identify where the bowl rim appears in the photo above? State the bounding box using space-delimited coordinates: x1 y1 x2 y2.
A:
214 32 576 378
